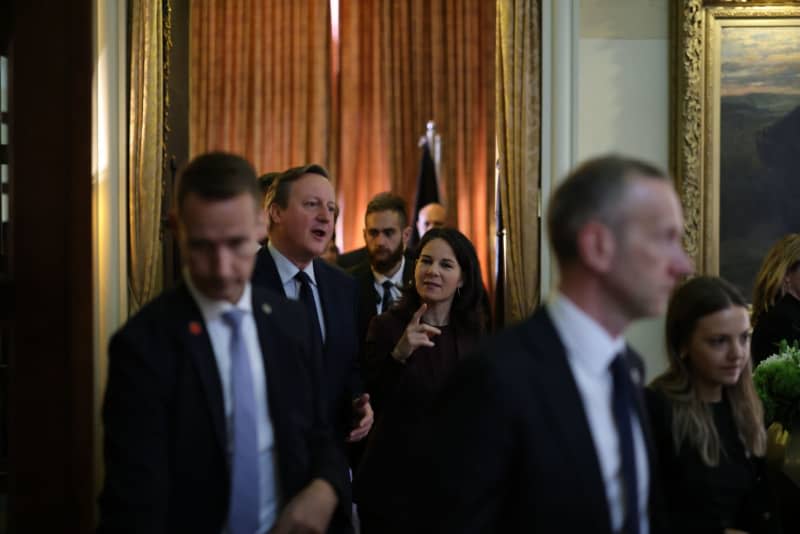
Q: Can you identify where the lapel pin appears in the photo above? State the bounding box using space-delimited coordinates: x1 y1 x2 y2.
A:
262 303 272 315
189 321 203 335
629 367 642 386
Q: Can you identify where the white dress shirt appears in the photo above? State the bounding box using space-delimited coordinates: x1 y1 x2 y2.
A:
547 293 650 534
371 256 406 314
185 273 279 534
267 243 326 343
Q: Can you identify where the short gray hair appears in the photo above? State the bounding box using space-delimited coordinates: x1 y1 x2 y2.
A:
547 154 668 266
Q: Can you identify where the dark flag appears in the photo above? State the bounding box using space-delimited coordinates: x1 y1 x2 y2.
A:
409 142 440 248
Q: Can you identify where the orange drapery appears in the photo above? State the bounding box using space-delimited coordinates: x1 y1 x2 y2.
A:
190 0 495 287
190 0 332 173
337 0 495 286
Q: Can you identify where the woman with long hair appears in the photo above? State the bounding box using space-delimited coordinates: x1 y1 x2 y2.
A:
646 276 779 534
751 234 800 366
354 227 487 534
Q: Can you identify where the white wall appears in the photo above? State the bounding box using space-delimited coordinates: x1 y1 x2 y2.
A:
576 0 671 381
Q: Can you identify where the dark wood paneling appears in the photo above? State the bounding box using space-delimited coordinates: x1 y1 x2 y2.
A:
8 0 94 531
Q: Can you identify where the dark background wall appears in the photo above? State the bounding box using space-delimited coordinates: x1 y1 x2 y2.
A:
7 0 95 531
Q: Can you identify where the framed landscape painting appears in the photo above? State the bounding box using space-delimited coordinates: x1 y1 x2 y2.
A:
673 1 800 298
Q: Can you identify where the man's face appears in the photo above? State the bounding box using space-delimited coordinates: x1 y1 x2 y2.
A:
177 192 263 304
604 177 693 321
270 173 336 266
416 203 446 237
364 210 410 274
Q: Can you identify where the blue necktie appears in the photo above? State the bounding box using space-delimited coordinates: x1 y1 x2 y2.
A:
381 280 395 313
222 309 260 534
295 271 323 349
611 353 640 534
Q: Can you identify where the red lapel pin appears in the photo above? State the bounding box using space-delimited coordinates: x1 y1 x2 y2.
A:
189 321 203 335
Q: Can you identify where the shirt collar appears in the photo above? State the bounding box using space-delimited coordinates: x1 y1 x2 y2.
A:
546 292 626 376
267 242 318 287
372 255 406 287
183 268 253 325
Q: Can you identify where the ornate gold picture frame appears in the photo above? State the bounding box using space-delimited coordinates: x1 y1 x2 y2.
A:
673 1 800 295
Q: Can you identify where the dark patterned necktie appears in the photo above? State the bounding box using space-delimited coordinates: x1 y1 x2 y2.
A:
610 353 640 534
381 280 395 313
295 271 323 349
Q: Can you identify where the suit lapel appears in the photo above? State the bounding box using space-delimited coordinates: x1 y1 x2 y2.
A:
255 246 286 297
251 291 288 437
174 285 227 456
521 311 613 530
313 259 332 350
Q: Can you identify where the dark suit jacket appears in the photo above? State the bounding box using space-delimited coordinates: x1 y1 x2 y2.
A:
419 307 666 534
252 247 363 441
347 256 415 352
336 246 367 270
97 283 350 534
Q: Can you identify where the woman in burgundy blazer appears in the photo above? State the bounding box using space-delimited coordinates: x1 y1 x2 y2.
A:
353 228 488 534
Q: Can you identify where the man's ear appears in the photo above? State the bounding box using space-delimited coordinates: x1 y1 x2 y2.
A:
362 227 368 245
402 226 412 247
268 202 281 227
576 221 616 273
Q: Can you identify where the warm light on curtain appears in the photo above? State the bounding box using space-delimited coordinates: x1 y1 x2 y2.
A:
337 0 495 288
188 0 496 289
128 0 164 312
190 0 332 173
496 0 540 322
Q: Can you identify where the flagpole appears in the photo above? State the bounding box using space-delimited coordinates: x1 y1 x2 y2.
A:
494 157 505 329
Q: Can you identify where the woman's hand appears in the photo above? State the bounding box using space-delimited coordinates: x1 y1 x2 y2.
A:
391 303 441 363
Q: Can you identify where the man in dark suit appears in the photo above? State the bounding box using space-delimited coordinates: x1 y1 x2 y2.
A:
347 192 414 347
98 153 350 534
420 155 693 533
336 245 367 271
252 164 373 450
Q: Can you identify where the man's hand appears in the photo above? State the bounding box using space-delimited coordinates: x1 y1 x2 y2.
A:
270 479 338 534
346 393 373 443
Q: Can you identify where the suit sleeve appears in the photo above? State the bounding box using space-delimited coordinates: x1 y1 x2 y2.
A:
346 283 365 401
97 327 170 534
363 314 406 415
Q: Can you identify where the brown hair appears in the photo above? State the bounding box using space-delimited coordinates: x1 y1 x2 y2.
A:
264 163 329 212
651 276 766 465
175 152 259 215
365 192 409 227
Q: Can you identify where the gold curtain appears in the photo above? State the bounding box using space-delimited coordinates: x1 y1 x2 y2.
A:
496 0 541 322
129 0 164 312
190 0 332 174
338 0 495 286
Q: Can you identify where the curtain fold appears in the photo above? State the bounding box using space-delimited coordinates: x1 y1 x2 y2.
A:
188 0 497 291
128 0 164 312
496 0 541 322
190 0 332 174
338 0 495 288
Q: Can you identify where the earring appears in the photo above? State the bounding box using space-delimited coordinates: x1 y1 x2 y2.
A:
457 286 462 298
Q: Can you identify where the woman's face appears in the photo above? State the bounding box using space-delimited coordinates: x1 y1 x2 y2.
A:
415 238 463 307
684 305 751 401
